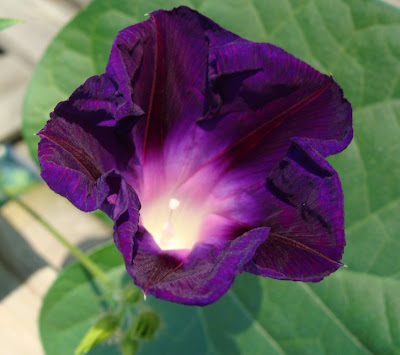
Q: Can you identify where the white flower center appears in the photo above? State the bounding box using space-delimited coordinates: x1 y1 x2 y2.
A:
140 195 207 250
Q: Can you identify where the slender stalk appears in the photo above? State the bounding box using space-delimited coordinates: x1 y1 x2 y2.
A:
9 193 112 288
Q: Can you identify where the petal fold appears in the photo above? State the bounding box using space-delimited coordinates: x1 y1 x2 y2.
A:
125 227 270 305
245 138 345 281
99 171 140 266
203 41 352 160
38 74 137 211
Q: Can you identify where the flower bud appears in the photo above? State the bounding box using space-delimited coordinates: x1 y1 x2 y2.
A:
132 311 160 341
75 314 119 355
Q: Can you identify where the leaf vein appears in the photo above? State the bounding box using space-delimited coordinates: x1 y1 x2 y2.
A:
347 197 400 233
248 0 268 39
301 284 373 354
381 281 394 347
287 1 328 73
229 291 286 354
198 308 219 355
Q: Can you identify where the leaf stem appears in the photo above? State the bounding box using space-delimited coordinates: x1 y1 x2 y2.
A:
8 192 113 288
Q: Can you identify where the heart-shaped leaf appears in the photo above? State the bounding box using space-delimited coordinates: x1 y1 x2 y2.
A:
28 0 400 354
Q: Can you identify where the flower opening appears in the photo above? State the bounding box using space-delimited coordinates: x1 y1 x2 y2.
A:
140 195 208 251
37 6 352 305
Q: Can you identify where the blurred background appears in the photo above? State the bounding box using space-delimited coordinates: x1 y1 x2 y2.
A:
0 1 112 353
1 0 400 354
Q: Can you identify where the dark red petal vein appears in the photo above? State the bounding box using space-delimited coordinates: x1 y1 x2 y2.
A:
142 14 166 162
212 77 334 168
175 77 334 191
269 233 344 267
39 132 102 180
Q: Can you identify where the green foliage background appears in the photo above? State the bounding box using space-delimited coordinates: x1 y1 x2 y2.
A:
0 18 20 31
22 0 400 354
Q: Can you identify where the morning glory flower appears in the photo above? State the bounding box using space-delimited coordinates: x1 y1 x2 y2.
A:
37 6 352 305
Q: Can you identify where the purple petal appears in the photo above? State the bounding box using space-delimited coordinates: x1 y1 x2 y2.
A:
37 74 139 211
108 8 210 158
129 10 352 208
171 28 352 228
175 50 352 200
39 95 141 262
106 7 244 201
203 41 352 158
125 227 269 305
244 138 345 281
99 172 140 266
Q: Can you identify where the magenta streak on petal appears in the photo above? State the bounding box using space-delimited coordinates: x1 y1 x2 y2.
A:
144 259 185 295
39 132 102 180
269 233 344 267
210 213 253 229
142 14 165 163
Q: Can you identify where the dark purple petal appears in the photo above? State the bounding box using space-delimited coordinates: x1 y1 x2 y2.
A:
106 19 153 128
99 171 140 266
133 13 352 210
106 7 245 201
125 227 269 305
38 74 139 210
39 93 141 261
203 41 352 158
65 73 144 126
108 8 210 158
175 50 352 200
245 138 345 281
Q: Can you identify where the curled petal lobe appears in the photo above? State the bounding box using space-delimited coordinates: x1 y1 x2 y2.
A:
98 172 140 266
38 112 106 212
37 73 140 210
245 138 345 281
38 72 142 266
200 42 352 168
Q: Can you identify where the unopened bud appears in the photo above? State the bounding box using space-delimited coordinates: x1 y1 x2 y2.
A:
132 311 160 341
75 314 119 355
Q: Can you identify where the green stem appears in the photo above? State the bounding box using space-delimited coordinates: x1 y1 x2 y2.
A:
10 193 112 288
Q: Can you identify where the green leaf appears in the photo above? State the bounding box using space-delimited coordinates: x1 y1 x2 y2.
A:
92 210 113 227
40 244 400 354
39 245 123 355
31 0 400 354
0 18 21 31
